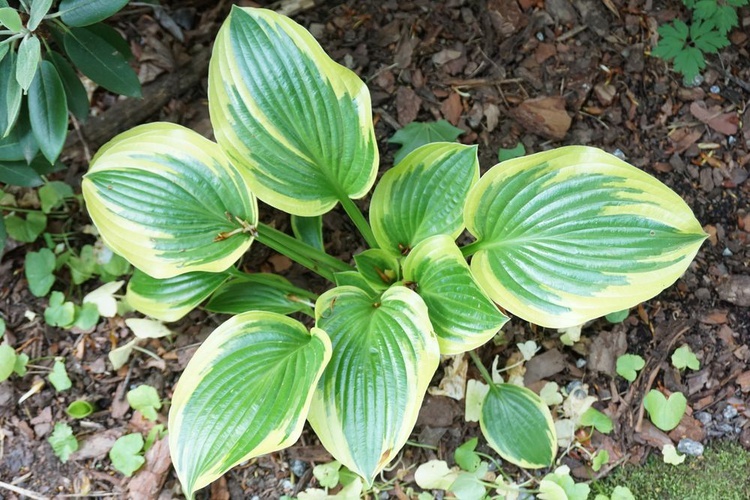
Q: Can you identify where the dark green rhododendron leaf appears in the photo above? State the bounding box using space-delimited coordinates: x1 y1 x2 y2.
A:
291 215 324 251
353 249 400 291
82 123 258 279
169 312 331 499
126 269 230 322
28 61 68 163
403 235 508 354
205 274 316 316
388 120 464 165
63 27 141 97
209 7 377 216
15 35 41 92
48 52 90 121
0 50 22 137
370 143 478 255
58 0 130 27
310 286 439 484
464 146 707 328
480 383 557 468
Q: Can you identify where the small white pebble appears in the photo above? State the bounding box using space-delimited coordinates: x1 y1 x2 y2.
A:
710 85 720 94
536 32 544 41
613 148 626 160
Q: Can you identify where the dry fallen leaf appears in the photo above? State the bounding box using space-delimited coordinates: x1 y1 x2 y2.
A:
512 96 572 140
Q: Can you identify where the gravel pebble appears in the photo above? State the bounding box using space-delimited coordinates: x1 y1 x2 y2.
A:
723 405 738 420
677 438 704 456
290 459 308 477
695 411 713 426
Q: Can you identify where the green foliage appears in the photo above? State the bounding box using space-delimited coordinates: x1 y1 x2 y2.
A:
0 343 15 381
497 142 526 163
580 407 614 434
4 211 46 242
671 345 700 370
652 0 743 82
25 247 56 297
643 390 687 431
616 354 645 382
48 422 78 462
126 385 162 421
48 358 72 391
0 0 139 185
592 450 609 472
109 433 146 477
388 120 464 164
45 291 76 328
66 400 95 419
312 460 342 489
605 308 629 323
79 7 707 498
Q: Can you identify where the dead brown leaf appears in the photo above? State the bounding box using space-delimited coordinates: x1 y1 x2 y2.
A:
690 101 739 135
127 437 172 500
441 92 463 125
512 96 571 140
396 86 422 126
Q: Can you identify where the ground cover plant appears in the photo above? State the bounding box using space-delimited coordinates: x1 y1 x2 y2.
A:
78 6 711 499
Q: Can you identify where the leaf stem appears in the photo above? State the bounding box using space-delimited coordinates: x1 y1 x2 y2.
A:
460 240 483 258
337 195 378 249
255 223 353 283
468 350 495 387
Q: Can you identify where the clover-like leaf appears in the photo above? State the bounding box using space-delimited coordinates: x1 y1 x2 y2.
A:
127 385 162 421
0 344 15 382
48 358 72 391
83 123 258 279
25 248 56 297
616 354 645 382
643 390 687 432
110 433 145 477
403 235 508 354
169 312 331 499
464 146 707 328
454 437 481 473
480 383 557 468
309 286 439 484
671 345 700 371
370 143 479 255
579 407 614 434
48 422 78 463
209 6 377 216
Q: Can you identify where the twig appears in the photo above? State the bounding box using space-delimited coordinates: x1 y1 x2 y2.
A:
556 25 588 42
0 480 48 500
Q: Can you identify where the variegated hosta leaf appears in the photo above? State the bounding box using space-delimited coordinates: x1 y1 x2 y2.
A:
82 123 258 279
370 143 479 255
209 7 377 216
126 269 229 322
353 248 400 291
403 235 508 354
205 274 315 316
464 146 707 328
333 271 378 297
169 312 331 499
309 286 439 484
480 383 557 468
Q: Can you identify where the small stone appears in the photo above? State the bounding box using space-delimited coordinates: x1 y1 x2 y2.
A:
695 411 713 426
723 405 738 420
566 380 583 394
694 288 711 300
710 85 721 94
613 148 626 160
723 248 733 257
715 422 734 435
290 459 308 477
677 438 704 456
536 31 545 41
576 358 587 368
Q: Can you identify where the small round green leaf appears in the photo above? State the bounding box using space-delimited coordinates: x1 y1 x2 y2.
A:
25 247 56 297
370 142 479 255
209 7 377 216
643 390 687 432
169 312 331 498
0 344 16 382
309 286 439 484
82 123 258 279
0 7 22 33
109 433 145 477
403 235 508 354
126 269 229 322
464 146 707 328
480 383 557 468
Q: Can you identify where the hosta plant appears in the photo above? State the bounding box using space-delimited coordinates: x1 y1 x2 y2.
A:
82 7 707 498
